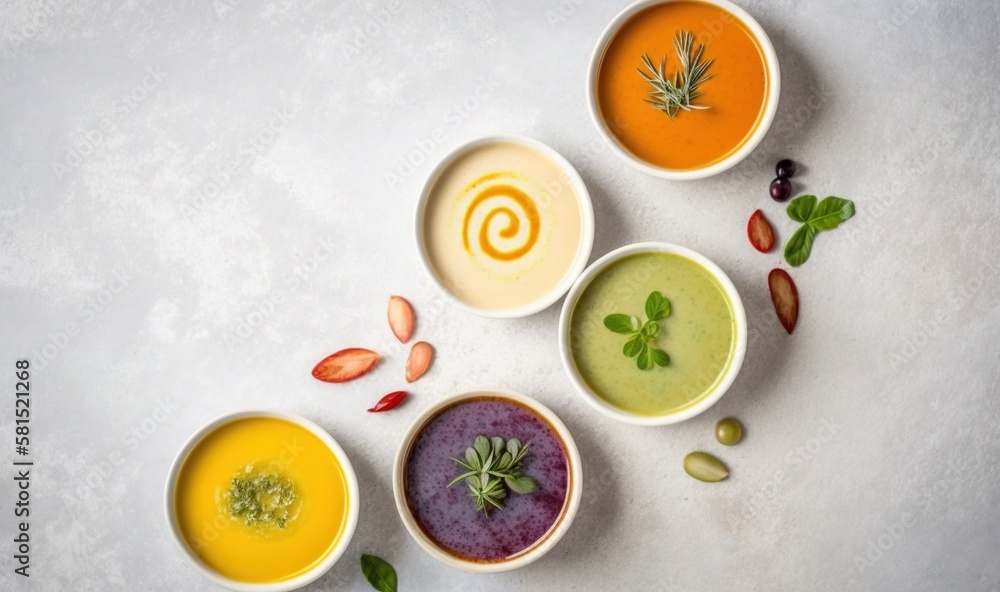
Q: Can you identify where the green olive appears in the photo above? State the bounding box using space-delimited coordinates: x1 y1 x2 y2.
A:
683 452 729 482
715 417 743 446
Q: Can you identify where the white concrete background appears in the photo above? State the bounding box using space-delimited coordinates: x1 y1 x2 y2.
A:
1 0 998 590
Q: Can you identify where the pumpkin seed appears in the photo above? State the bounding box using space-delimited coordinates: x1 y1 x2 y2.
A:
684 452 729 482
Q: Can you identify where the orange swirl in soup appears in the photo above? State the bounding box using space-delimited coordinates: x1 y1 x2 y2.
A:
422 141 584 312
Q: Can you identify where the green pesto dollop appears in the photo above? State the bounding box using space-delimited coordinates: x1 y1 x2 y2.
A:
224 465 298 529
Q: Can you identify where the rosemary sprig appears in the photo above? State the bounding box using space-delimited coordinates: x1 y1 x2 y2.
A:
448 435 536 516
638 31 714 119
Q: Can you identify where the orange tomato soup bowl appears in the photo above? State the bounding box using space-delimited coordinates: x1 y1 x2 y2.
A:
588 0 780 179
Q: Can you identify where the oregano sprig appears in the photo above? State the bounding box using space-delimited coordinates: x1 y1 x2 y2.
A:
604 291 671 370
448 436 535 516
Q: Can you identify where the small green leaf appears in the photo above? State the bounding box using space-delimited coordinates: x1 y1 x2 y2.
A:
360 554 397 592
496 451 513 470
645 290 670 321
623 335 645 357
511 442 529 465
473 436 491 461
506 439 521 456
640 320 660 339
784 224 818 267
491 436 504 458
603 314 636 334
505 473 536 494
636 344 654 370
449 457 475 471
447 470 477 488
787 195 817 222
807 196 855 231
650 348 670 367
465 447 480 470
483 494 505 511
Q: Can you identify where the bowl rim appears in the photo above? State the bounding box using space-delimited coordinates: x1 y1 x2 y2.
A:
391 388 583 573
557 242 748 426
413 133 596 319
163 409 360 592
586 0 782 180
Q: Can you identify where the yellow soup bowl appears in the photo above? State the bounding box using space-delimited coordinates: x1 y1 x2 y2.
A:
165 410 359 591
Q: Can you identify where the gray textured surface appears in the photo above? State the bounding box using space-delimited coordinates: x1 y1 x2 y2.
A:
2 0 999 590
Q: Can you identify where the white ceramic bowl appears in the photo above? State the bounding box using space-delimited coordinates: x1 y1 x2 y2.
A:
558 243 747 426
586 0 781 180
414 134 595 318
164 410 360 592
392 389 583 573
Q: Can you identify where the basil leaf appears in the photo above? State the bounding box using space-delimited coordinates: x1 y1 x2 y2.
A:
636 344 654 370
645 290 670 321
784 224 817 267
623 335 644 357
360 555 397 592
787 195 817 222
604 313 636 334
783 195 855 266
807 196 855 231
650 348 670 367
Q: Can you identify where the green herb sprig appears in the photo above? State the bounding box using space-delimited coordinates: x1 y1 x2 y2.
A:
448 435 536 516
783 195 856 266
604 291 671 370
639 31 715 119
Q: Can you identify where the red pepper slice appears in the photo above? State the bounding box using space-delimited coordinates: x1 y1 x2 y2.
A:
368 391 407 413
